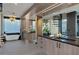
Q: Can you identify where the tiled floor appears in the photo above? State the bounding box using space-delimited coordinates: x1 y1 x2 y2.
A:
0 40 46 55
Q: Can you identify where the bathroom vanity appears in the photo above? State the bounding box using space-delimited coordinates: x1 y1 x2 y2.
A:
38 35 79 55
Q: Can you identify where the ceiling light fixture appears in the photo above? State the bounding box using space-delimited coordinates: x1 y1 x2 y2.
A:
9 12 16 22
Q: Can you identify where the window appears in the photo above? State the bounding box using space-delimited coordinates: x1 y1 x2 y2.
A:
4 18 21 34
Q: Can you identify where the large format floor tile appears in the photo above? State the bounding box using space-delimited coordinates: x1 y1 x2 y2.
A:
0 40 46 55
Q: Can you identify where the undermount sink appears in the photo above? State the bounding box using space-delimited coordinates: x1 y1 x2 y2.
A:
60 37 76 41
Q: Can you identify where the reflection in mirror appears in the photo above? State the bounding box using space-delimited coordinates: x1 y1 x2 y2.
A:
60 13 67 38
62 19 67 38
53 14 62 37
42 19 51 36
31 20 36 32
52 14 67 38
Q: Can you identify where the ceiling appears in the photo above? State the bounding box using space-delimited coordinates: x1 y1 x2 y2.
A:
35 3 54 13
3 3 33 18
38 3 79 16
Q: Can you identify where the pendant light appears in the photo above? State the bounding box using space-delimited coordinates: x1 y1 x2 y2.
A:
9 12 16 22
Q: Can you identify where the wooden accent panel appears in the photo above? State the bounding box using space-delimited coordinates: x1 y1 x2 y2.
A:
36 16 43 36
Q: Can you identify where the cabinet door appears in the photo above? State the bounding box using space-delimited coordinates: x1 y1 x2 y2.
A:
45 39 53 55
38 37 42 48
45 39 60 55
51 41 59 55
72 46 79 55
58 42 73 55
41 38 47 53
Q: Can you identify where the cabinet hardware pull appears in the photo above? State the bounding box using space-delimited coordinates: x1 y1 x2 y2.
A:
58 43 61 48
56 42 61 48
56 42 58 47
